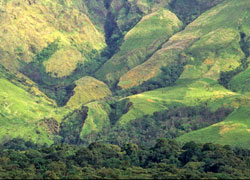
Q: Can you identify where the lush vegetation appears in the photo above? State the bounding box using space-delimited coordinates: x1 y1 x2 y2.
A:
169 0 224 24
0 74 67 145
0 139 250 179
2 2 250 177
82 105 233 147
20 41 111 106
219 32 250 89
177 106 250 149
96 9 183 88
59 106 89 144
20 40 75 106
115 62 185 97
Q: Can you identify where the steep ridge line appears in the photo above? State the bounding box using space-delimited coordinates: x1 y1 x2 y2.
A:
0 0 226 107
114 37 202 97
16 0 144 107
111 1 227 91
113 31 184 91
116 0 244 90
95 9 184 89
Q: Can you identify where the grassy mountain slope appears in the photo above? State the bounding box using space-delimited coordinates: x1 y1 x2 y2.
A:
80 78 242 146
80 101 111 141
169 0 225 24
95 9 183 87
229 65 250 92
172 0 250 148
0 0 107 144
0 0 110 107
67 76 112 108
1 0 250 149
228 27 250 92
117 78 239 126
114 0 250 148
177 106 250 148
118 0 247 89
43 46 83 78
0 75 68 144
80 0 250 148
0 0 105 73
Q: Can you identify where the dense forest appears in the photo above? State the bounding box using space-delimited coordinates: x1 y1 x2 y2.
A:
82 105 233 147
0 138 250 179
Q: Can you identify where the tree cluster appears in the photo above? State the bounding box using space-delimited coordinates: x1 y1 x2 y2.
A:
82 105 233 147
0 138 250 179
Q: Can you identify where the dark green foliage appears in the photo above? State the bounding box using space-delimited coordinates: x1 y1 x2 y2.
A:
103 0 142 56
240 32 250 58
36 41 59 63
104 11 122 54
219 70 238 88
108 98 133 125
82 105 233 147
20 41 110 106
59 106 88 144
19 40 76 106
169 0 224 24
1 138 37 151
104 0 112 9
180 141 202 164
0 139 250 179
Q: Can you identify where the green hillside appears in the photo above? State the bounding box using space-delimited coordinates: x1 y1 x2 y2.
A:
177 106 250 148
1 0 250 151
2 0 250 178
118 79 239 125
80 0 250 148
0 75 67 144
80 101 111 140
96 9 183 87
119 0 248 89
80 78 246 146
0 0 105 72
110 0 250 148
67 76 112 108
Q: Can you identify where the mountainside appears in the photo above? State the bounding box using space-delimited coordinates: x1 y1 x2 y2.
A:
1 0 250 151
0 0 105 71
95 8 183 87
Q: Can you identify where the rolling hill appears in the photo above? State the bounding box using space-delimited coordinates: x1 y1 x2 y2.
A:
0 0 250 150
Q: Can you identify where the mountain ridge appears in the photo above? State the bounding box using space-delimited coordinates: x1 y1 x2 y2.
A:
0 0 250 149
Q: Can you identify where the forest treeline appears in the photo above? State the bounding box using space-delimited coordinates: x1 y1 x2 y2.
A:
0 138 250 179
82 105 233 147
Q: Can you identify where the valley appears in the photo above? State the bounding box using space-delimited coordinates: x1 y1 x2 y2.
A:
0 0 250 151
